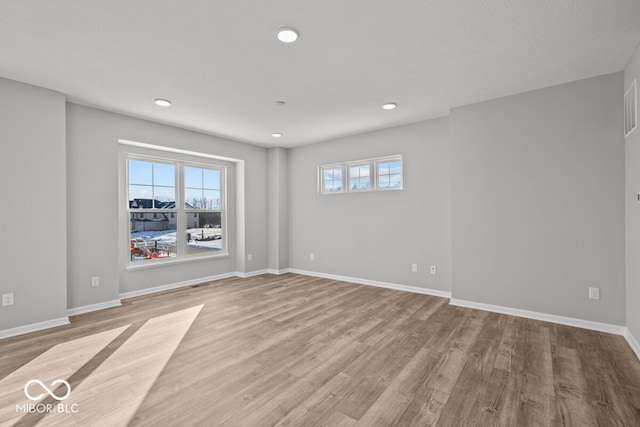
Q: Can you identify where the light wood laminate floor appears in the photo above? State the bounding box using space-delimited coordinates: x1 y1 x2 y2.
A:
1 273 640 426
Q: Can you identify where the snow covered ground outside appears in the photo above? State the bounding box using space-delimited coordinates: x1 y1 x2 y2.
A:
131 228 222 252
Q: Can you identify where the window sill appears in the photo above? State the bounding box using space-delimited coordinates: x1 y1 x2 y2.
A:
320 186 403 195
126 252 230 271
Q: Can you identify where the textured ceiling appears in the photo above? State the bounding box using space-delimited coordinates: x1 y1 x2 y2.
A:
0 0 639 147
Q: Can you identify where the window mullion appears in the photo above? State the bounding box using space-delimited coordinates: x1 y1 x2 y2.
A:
177 162 186 257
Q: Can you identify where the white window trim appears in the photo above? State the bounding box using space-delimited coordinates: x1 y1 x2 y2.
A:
374 157 404 191
318 155 403 195
126 153 228 267
346 161 372 192
318 163 345 194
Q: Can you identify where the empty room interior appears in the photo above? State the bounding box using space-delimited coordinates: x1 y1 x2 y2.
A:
2 1 640 426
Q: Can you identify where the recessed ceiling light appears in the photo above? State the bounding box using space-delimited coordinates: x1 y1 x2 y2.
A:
382 102 397 110
277 28 299 43
272 133 283 138
155 98 172 107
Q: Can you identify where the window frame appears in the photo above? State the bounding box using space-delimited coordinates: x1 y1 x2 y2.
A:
375 157 404 191
182 161 226 258
126 154 228 266
318 155 403 195
347 162 371 192
319 163 345 195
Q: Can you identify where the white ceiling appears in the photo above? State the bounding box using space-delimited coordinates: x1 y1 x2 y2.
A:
0 1 639 147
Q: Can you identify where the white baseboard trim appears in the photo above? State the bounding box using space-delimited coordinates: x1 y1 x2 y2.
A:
67 299 122 316
266 268 290 275
624 328 640 360
119 272 237 299
449 298 625 335
287 268 452 298
0 317 70 340
237 269 270 278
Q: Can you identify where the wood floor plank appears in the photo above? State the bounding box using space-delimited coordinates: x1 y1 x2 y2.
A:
1 273 639 427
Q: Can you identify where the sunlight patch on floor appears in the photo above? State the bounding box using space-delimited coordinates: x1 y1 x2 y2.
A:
37 305 203 426
0 326 130 426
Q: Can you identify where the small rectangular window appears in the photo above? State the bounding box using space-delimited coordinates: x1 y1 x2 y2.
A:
348 163 370 191
319 155 402 195
320 165 343 194
376 158 403 189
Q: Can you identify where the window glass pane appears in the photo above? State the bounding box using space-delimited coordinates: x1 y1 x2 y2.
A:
130 213 177 262
129 185 153 208
154 187 175 206
153 162 175 187
184 166 202 189
390 161 402 174
322 166 343 193
378 162 390 176
377 159 402 189
186 212 223 256
128 160 176 208
185 188 202 209
203 169 220 189
203 189 221 209
185 166 222 208
128 160 152 185
350 177 368 190
349 164 370 190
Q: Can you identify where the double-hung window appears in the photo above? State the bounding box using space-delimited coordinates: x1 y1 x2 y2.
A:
128 156 226 263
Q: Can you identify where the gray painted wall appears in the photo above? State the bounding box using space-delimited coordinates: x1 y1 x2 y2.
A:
66 104 268 307
0 78 68 329
624 47 640 341
1 69 634 336
267 147 290 271
289 118 451 292
450 73 626 325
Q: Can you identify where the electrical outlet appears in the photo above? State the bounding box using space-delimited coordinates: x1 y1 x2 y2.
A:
430 266 437 275
2 293 14 307
91 276 100 287
589 287 600 300
247 254 252 261
411 264 418 273
309 253 315 261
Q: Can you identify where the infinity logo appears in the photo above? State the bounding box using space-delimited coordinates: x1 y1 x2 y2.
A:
24 379 72 401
